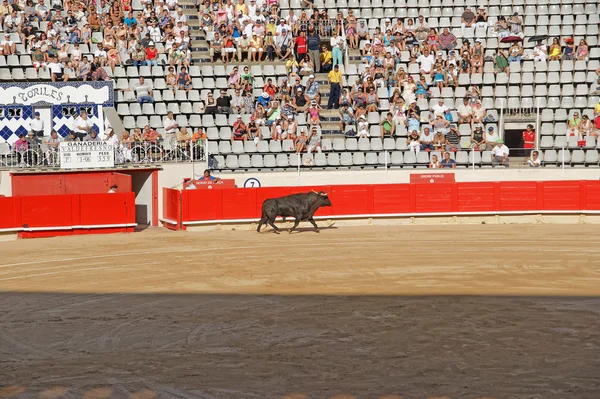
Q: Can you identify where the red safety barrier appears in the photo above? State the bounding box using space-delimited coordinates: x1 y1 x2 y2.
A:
0 193 136 238
177 180 600 227
162 188 181 230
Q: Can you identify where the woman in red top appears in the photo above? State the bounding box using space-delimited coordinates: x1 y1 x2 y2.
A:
294 30 307 63
145 43 158 67
522 124 535 150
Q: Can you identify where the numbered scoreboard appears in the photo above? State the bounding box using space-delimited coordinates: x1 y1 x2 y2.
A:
59 142 115 169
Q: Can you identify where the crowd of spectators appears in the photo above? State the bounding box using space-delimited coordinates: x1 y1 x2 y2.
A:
0 0 192 80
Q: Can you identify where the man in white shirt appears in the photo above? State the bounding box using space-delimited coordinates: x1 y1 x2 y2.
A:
46 56 68 82
416 48 435 74
491 139 509 167
163 111 179 144
419 127 435 151
527 150 541 167
175 9 187 24
431 100 448 118
1 33 16 55
73 111 94 140
275 19 291 36
457 98 473 124
29 112 45 137
121 77 154 104
247 0 257 16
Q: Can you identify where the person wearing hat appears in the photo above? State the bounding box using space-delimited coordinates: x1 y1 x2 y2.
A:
275 28 292 60
304 74 321 105
1 32 15 55
105 128 120 145
470 125 486 151
292 86 309 112
491 139 509 167
339 101 355 132
29 111 45 138
486 126 499 150
475 7 488 29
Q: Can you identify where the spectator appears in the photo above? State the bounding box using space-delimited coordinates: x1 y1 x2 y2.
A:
177 66 192 93
29 112 44 137
72 111 93 141
432 114 451 136
441 152 456 168
576 39 588 61
507 41 523 63
522 124 535 151
494 49 510 76
460 7 476 31
416 47 435 74
232 115 248 142
548 38 562 61
357 115 369 138
380 112 395 137
64 131 79 142
533 41 547 63
295 128 307 152
486 126 499 150
526 150 542 167
429 154 441 168
320 44 333 72
177 127 192 155
432 132 445 152
494 16 510 39
435 28 454 53
46 56 69 82
407 129 421 153
491 139 509 167
471 125 486 151
84 129 101 142
265 100 282 126
198 169 221 182
216 90 233 114
276 28 292 60
43 130 62 159
357 20 369 42
445 125 461 152
306 100 321 127
457 98 473 125
509 12 522 35
475 7 487 28
1 32 15 55
76 57 92 81
209 32 223 61
294 30 308 62
121 77 154 104
330 31 344 67
420 128 435 151
142 125 162 143
306 125 321 154
163 111 179 143
472 100 486 126
339 102 355 132
105 129 119 145
166 67 178 92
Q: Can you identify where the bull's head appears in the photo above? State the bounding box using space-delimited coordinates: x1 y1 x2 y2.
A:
313 191 332 207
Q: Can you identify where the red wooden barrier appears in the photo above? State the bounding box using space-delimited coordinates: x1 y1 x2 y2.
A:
162 188 181 230
178 180 600 226
0 193 136 238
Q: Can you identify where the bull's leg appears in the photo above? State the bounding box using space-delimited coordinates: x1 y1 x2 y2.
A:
289 217 301 233
267 217 280 234
257 217 267 233
308 217 320 232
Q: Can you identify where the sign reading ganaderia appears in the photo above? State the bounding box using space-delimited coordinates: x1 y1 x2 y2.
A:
59 142 115 169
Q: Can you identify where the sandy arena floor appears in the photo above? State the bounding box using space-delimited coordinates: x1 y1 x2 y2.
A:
0 225 599 399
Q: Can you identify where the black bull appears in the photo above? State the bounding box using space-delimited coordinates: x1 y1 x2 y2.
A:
257 191 332 233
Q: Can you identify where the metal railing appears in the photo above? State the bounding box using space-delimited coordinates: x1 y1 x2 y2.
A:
0 140 206 169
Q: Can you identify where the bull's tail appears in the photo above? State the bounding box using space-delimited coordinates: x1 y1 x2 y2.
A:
257 201 278 233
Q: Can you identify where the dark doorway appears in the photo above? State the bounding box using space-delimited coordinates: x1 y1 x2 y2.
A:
504 129 529 158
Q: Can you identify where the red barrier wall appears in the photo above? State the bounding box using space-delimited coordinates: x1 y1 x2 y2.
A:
179 181 600 225
0 193 136 238
162 188 181 230
11 171 132 196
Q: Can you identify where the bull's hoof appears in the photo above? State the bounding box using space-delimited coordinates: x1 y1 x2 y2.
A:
288 229 294 234
273 230 280 234
314 229 320 233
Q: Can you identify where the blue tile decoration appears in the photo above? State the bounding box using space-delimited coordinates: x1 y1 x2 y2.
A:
0 82 109 144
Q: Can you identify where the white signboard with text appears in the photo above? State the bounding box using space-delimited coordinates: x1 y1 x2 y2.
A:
59 142 115 169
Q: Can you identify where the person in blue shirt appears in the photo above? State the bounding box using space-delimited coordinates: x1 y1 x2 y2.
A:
440 151 457 168
198 169 221 182
124 11 137 27
256 92 271 108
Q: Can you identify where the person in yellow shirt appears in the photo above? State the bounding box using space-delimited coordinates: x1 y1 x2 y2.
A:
234 0 247 15
266 18 277 36
327 64 343 109
320 45 332 73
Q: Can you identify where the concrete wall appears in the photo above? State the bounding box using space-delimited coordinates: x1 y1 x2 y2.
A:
0 171 11 196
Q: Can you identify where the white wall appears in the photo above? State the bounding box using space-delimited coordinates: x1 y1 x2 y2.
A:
0 171 11 196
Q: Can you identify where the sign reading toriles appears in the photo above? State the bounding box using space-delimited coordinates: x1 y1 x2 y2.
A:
0 83 112 106
59 142 115 169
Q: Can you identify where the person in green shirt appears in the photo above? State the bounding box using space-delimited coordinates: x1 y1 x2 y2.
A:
380 112 395 137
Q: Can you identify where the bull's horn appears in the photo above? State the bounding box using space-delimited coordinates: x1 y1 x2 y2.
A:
311 190 319 194
320 192 328 196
